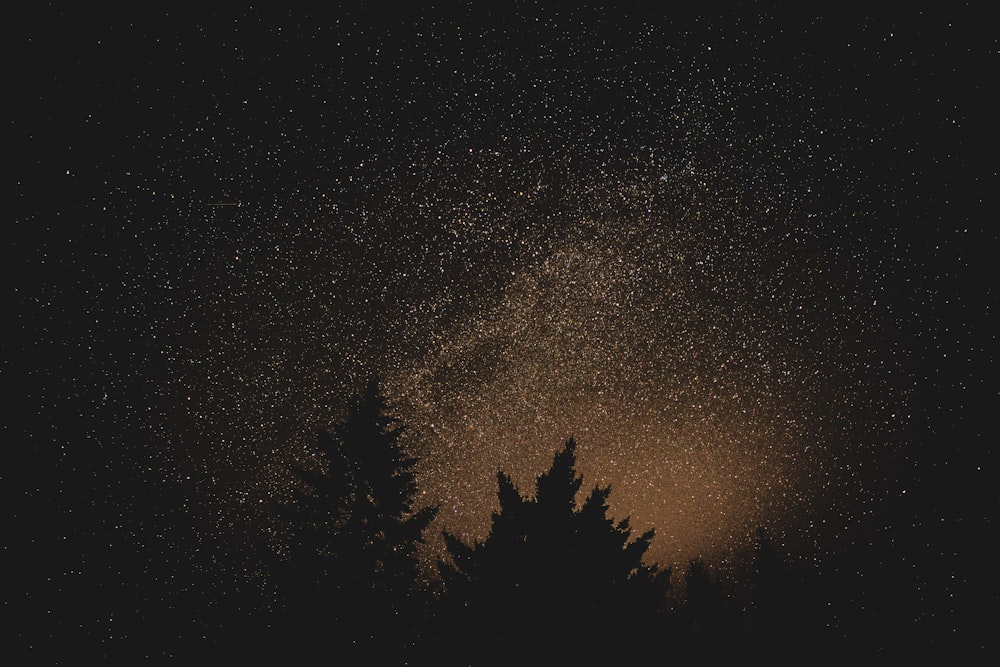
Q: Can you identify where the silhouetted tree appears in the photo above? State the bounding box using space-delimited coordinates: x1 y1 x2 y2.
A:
684 559 727 630
675 558 741 661
435 438 671 665
275 379 438 662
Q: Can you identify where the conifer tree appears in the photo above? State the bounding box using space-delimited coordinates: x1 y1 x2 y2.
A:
437 438 671 664
277 379 437 661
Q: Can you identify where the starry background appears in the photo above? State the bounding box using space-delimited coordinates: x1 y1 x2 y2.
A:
10 1 995 655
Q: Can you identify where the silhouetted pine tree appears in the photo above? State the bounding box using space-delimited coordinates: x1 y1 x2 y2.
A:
275 379 438 662
684 558 727 631
676 558 741 661
436 437 671 665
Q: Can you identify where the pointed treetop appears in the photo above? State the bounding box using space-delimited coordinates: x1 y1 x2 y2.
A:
535 437 584 512
334 375 405 443
496 470 524 514
362 374 381 405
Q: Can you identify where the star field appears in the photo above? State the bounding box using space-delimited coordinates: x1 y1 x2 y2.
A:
138 12 905 574
12 3 994 655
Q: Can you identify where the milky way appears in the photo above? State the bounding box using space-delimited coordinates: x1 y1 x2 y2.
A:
152 121 897 574
16 6 988 597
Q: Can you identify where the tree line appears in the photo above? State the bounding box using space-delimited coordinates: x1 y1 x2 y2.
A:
20 380 981 664
219 381 865 664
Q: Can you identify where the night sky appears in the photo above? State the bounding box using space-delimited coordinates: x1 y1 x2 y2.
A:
11 2 995 658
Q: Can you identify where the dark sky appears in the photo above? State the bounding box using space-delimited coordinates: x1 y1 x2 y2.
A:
10 1 995 654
